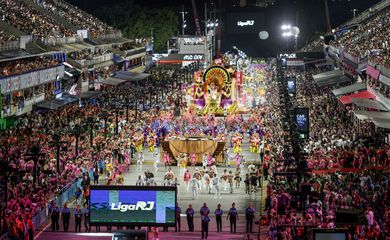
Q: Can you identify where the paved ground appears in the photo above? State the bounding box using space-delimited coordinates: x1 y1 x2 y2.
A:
36 142 268 240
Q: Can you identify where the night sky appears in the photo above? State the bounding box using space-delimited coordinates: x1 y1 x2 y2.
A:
67 0 381 56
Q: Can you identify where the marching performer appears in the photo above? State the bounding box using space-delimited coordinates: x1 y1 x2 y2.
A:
153 149 159 173
190 152 196 168
163 151 170 169
147 133 157 152
137 151 144 172
183 169 191 192
249 133 261 153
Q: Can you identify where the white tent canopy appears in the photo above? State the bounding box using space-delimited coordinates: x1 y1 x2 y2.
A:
351 98 388 111
331 83 366 97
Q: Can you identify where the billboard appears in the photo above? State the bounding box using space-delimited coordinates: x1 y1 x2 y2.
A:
287 77 296 94
89 186 176 226
226 12 266 34
294 108 309 134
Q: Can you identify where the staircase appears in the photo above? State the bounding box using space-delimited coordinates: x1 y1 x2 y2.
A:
160 141 177 164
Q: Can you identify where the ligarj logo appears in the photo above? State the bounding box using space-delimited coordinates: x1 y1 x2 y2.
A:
237 20 254 26
111 202 155 212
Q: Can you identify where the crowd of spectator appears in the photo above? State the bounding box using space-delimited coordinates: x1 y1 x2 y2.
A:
0 56 59 77
298 39 323 53
329 9 390 66
33 0 116 38
0 30 18 45
68 48 112 61
263 66 390 240
113 39 149 52
0 0 74 39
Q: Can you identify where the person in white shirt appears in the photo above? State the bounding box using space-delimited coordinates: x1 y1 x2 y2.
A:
212 174 221 199
137 152 144 172
135 176 144 186
190 178 200 200
153 150 159 173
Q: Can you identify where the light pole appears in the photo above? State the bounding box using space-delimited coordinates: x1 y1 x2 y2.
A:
179 6 188 35
99 111 111 139
25 144 46 185
69 124 84 157
85 116 98 147
49 133 67 174
281 25 300 53
351 8 358 18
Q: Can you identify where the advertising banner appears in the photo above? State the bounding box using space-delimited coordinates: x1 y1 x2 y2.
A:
294 108 310 135
89 186 176 226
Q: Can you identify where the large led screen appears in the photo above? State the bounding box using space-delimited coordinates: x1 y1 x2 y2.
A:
89 186 176 226
294 108 310 134
226 12 266 34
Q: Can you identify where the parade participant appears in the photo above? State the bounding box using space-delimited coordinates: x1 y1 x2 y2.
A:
227 202 239 233
83 204 90 232
186 204 195 232
212 173 221 199
61 203 70 232
234 171 242 189
202 153 208 168
223 148 230 167
184 169 191 192
215 204 223 232
190 177 200 200
227 171 234 194
163 151 170 169
190 152 196 168
249 133 261 153
165 167 175 186
49 202 60 232
116 172 124 185
193 168 202 190
147 133 156 152
179 153 187 177
74 205 83 232
245 203 255 233
175 203 181 232
200 203 210 239
153 149 159 173
222 169 228 191
203 169 211 194
136 151 144 172
135 175 144 186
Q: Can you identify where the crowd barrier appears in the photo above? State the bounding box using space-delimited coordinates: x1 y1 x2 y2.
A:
0 40 20 52
0 233 8 240
30 178 82 230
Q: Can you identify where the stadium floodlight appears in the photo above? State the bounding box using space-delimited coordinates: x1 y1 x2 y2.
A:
281 24 291 30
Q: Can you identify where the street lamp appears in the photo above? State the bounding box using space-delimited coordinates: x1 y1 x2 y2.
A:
24 144 46 185
85 116 99 147
99 111 111 139
281 24 300 52
69 124 84 157
49 132 67 174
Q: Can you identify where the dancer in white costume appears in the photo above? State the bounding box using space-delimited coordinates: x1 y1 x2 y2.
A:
212 173 221 199
137 152 144 172
190 177 199 200
153 150 159 173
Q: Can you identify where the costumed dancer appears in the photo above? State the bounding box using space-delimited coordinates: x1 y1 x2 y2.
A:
232 133 243 154
153 149 159 173
147 133 157 152
163 151 170 169
179 153 187 177
207 154 214 167
249 133 261 153
183 169 191 192
202 153 208 168
190 153 196 168
137 152 144 172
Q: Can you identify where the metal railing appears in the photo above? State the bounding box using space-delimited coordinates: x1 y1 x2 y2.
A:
75 53 113 68
0 65 65 94
379 64 390 78
0 40 20 52
339 0 390 28
42 35 83 46
94 31 122 40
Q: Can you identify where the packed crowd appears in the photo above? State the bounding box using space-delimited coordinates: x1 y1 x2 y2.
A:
33 0 116 38
0 30 18 45
0 0 74 39
0 56 59 77
264 66 390 240
68 48 112 61
113 39 149 52
298 39 323 53
330 9 390 66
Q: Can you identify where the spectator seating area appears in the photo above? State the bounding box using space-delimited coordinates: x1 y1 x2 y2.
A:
0 0 74 39
0 56 59 77
330 9 390 66
33 0 116 38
